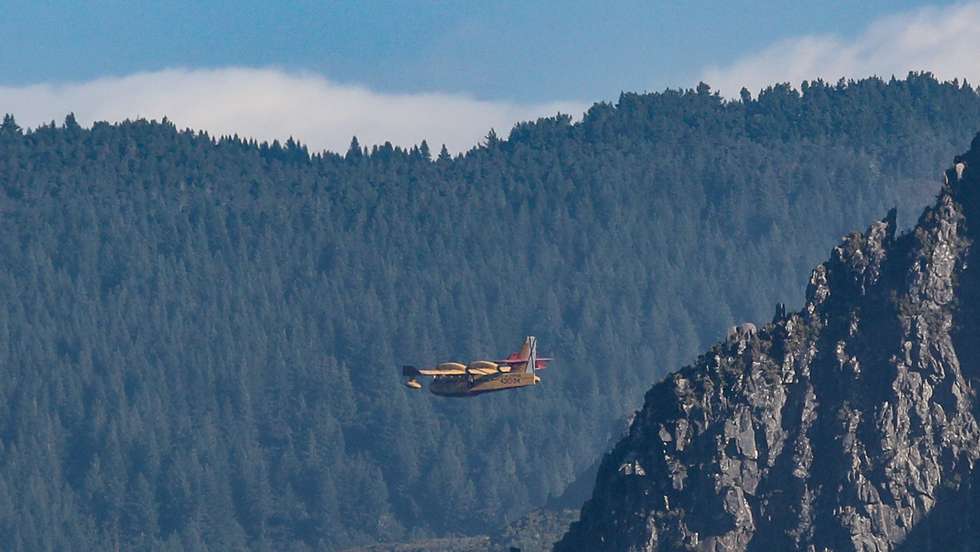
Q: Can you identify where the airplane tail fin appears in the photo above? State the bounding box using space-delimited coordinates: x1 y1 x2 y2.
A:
497 337 551 373
510 336 538 374
526 336 537 375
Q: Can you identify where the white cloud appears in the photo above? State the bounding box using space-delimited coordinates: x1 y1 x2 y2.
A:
702 2 980 98
0 67 586 154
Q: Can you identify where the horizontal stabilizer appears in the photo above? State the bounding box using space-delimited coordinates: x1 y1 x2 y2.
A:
495 356 553 367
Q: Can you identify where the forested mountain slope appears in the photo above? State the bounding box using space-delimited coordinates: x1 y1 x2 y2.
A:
557 134 980 552
0 75 978 550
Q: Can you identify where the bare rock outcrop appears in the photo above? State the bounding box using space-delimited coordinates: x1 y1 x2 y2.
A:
557 135 980 551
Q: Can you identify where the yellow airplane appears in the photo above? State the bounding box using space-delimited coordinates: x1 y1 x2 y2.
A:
402 336 551 397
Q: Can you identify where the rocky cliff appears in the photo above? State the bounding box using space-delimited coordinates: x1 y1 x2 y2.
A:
557 136 980 552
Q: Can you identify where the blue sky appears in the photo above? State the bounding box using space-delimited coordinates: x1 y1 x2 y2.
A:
0 1 975 153
1 0 943 102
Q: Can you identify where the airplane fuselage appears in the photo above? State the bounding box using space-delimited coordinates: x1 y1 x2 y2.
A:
401 336 548 397
429 372 538 397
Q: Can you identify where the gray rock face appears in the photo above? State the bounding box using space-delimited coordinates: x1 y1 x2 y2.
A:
557 137 980 552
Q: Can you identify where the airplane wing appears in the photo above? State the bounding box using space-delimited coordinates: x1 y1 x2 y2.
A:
404 343 554 381
410 362 467 376
417 367 467 376
466 360 501 376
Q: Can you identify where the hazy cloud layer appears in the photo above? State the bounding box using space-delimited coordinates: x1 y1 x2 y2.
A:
3 3 975 150
0 68 585 154
702 2 980 98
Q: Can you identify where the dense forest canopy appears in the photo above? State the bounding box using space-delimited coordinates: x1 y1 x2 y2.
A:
0 74 978 550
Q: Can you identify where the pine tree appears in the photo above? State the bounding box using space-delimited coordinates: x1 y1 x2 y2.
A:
346 136 363 160
437 144 451 162
0 114 21 136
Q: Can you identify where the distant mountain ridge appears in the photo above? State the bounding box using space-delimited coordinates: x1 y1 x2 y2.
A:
558 135 980 551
